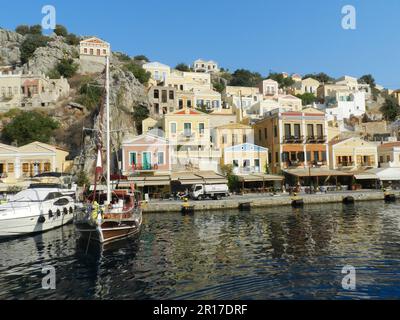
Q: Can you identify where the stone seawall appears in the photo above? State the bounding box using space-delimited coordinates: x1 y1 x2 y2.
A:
142 191 400 213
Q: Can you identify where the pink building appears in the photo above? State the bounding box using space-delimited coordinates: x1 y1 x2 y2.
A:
121 134 171 175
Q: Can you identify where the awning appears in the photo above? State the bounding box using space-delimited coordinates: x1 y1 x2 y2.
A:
364 168 400 181
171 171 228 185
284 168 352 177
354 173 378 180
117 175 170 187
237 174 284 182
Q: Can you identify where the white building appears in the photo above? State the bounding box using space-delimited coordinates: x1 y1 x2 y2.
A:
0 71 70 111
143 62 171 83
259 79 279 97
322 91 366 121
193 59 219 73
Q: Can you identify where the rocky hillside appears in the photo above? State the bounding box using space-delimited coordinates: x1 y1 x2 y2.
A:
0 27 150 175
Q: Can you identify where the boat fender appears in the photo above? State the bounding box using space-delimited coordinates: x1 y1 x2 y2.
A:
38 216 46 223
63 207 68 215
69 207 73 214
48 210 53 218
56 209 61 217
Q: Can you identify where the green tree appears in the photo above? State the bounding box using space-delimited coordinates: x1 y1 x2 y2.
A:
268 73 295 89
56 58 78 78
134 55 149 62
175 63 190 72
302 72 333 83
20 34 49 64
230 69 263 87
380 97 400 121
132 105 149 134
54 24 68 37
220 164 240 192
1 111 59 145
29 25 43 35
76 170 90 187
213 81 225 93
65 33 80 45
296 93 317 106
15 25 30 35
123 62 151 84
359 74 376 88
77 80 103 111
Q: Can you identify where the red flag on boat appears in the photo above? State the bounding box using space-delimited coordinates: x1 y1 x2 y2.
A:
95 148 103 177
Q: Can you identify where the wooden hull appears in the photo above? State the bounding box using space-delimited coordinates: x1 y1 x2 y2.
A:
76 219 141 244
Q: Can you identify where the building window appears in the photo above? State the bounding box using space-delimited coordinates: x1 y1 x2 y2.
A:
294 124 301 138
222 134 227 144
84 48 87 54
97 49 100 56
243 134 247 143
317 124 323 137
184 123 192 136
199 123 205 134
170 123 177 134
8 163 14 173
169 91 174 100
179 99 183 109
90 49 94 55
22 163 29 174
154 103 160 114
259 129 262 141
233 160 239 167
187 100 192 108
157 152 164 165
162 90 167 103
103 49 107 55
264 128 267 139
154 89 159 99
274 126 278 138
129 152 137 165
387 155 391 162
44 163 51 172
154 71 159 80
380 156 384 163
275 152 279 163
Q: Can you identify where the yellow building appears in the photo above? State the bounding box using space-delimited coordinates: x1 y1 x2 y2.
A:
213 123 254 151
0 141 70 183
163 108 220 171
329 137 378 170
222 143 269 174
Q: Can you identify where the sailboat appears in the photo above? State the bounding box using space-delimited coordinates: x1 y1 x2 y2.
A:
74 55 143 244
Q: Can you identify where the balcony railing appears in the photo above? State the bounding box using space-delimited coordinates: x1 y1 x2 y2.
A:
306 135 327 143
338 161 355 167
131 164 160 171
283 135 304 144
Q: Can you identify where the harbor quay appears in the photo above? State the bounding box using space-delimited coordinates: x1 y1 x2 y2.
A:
142 190 400 213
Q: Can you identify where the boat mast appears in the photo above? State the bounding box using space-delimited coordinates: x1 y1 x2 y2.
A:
106 55 111 204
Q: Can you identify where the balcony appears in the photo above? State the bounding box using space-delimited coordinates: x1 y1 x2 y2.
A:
283 135 304 144
233 166 262 175
131 164 160 171
306 135 327 143
283 161 305 169
338 161 355 168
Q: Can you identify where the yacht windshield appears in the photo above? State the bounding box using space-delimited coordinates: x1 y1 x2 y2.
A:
9 189 54 202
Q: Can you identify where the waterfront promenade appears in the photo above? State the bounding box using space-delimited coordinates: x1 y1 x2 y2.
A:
142 190 400 213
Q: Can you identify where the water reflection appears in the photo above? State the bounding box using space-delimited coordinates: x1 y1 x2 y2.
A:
1 201 400 299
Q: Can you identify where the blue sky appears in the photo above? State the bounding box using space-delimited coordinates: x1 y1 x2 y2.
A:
1 0 399 88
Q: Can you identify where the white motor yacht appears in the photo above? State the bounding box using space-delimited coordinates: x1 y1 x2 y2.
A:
0 187 75 238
